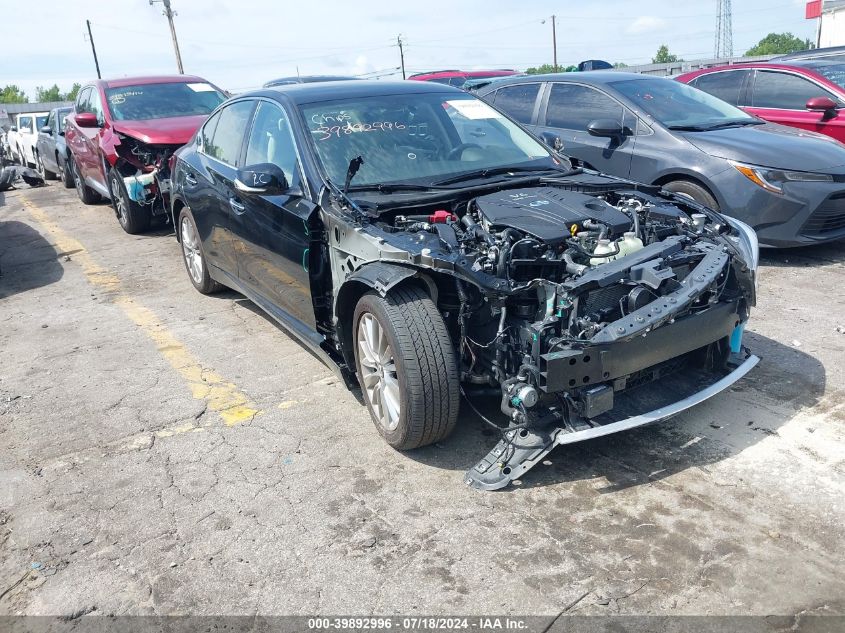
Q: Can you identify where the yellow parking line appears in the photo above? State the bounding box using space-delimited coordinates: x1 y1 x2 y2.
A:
21 196 260 427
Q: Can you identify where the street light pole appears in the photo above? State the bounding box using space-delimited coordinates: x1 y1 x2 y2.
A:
150 0 184 74
551 14 558 72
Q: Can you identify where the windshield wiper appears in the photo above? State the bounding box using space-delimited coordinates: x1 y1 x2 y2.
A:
347 182 448 193
343 155 364 195
668 119 765 132
431 165 563 186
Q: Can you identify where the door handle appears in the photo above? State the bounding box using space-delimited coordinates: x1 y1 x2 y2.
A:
229 198 245 214
184 173 197 186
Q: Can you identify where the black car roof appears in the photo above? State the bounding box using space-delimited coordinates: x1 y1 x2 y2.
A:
476 71 653 93
243 80 465 105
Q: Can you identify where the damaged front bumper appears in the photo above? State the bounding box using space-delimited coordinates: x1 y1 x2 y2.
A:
465 352 759 491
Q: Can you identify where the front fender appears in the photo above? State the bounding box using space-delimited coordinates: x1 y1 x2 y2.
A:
334 262 432 371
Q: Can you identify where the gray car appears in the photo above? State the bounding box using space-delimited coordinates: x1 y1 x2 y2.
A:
34 106 74 188
477 72 845 247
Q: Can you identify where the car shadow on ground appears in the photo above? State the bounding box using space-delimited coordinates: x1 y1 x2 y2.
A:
759 238 845 268
408 332 825 491
0 216 64 299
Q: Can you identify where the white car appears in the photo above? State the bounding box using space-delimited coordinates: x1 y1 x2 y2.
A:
7 112 49 167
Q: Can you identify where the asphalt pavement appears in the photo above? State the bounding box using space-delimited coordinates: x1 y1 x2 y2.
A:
1 182 843 617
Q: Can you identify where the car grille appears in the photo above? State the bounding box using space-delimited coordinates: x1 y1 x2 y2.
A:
802 193 845 236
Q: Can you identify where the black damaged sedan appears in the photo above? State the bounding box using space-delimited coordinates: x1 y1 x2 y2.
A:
170 81 759 489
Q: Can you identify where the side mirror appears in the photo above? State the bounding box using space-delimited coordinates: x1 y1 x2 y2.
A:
540 131 563 151
75 112 99 128
40 126 52 135
587 119 626 139
806 96 838 112
234 163 289 195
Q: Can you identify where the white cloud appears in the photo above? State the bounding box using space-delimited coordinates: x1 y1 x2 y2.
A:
626 16 667 35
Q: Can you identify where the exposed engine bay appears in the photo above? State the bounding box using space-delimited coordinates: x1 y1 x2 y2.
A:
112 132 178 217
326 177 758 490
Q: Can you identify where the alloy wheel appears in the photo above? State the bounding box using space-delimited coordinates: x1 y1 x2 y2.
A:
111 176 127 223
72 160 82 190
180 216 203 284
357 313 400 431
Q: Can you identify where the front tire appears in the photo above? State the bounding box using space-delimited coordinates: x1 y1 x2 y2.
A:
36 153 57 180
109 169 150 234
69 155 101 204
59 155 74 188
178 207 222 294
353 286 459 450
663 180 719 210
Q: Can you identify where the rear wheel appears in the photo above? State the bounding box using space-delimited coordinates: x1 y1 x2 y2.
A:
353 286 459 450
178 207 222 294
109 169 150 234
663 180 719 210
69 155 100 204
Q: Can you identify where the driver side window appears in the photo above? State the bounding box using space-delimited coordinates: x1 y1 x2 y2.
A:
244 101 300 187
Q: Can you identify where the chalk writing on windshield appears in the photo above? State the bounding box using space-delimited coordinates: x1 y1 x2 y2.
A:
312 120 407 141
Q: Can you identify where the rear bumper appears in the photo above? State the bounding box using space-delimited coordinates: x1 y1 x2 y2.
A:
465 353 759 491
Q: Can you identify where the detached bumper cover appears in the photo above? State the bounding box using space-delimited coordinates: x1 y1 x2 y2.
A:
465 353 759 491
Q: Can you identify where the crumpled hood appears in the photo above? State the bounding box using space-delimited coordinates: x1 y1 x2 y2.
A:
112 114 207 145
679 122 845 172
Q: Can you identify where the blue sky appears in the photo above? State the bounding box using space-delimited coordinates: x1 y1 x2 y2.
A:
0 0 816 98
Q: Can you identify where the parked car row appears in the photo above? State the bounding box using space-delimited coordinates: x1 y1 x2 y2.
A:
33 59 839 487
476 71 845 246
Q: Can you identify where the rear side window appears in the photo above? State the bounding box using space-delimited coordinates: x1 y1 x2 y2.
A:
752 70 831 109
690 70 750 106
544 83 623 130
206 100 254 166
18 116 33 132
492 84 540 124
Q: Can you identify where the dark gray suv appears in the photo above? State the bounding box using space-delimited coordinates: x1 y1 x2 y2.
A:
477 72 845 247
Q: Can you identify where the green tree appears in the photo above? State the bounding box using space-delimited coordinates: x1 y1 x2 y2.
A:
745 32 814 56
652 44 682 64
564 65 578 72
64 83 81 101
35 84 63 102
0 85 28 103
613 62 629 69
525 63 561 74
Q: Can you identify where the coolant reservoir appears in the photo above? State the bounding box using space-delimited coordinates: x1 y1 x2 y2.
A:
590 239 617 266
619 232 644 258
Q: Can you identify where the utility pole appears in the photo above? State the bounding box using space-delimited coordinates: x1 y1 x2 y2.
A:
150 0 184 73
397 34 406 79
551 15 558 72
86 20 101 79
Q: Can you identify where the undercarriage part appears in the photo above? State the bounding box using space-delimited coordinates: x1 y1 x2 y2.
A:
465 351 759 490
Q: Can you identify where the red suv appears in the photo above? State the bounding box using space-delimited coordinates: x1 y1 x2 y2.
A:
65 75 226 234
676 58 845 143
408 69 518 88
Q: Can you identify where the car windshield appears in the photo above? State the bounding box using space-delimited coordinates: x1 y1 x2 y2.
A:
300 92 556 187
105 82 226 121
803 61 845 90
611 77 757 129
36 115 48 129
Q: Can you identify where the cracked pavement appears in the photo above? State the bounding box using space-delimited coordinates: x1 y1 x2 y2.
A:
0 184 844 617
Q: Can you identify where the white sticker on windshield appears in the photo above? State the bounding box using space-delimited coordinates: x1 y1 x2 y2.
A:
187 82 216 92
445 99 503 119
